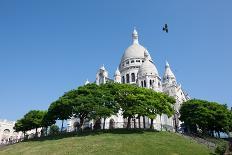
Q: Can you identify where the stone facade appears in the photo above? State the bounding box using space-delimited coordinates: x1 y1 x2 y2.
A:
0 119 22 144
67 28 190 132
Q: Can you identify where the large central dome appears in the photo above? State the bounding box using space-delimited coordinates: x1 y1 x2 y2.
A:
121 44 147 62
120 29 152 65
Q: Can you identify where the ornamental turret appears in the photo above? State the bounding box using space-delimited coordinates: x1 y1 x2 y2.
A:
163 61 176 85
114 68 121 83
96 65 109 85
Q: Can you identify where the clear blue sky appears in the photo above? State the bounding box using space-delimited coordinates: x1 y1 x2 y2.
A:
0 0 231 121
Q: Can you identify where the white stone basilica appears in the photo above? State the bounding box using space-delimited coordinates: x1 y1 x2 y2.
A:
68 29 189 131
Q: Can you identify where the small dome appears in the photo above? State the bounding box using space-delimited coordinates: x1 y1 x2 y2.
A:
138 59 159 77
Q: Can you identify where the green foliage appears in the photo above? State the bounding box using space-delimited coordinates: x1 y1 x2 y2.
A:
15 83 177 133
180 99 232 136
48 99 73 122
47 98 73 131
24 110 46 129
14 110 47 137
215 144 226 155
14 118 29 134
41 111 56 128
49 124 60 135
112 83 175 129
60 83 101 129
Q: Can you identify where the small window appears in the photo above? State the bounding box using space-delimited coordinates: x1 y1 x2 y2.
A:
126 61 129 65
150 80 152 86
144 80 146 87
131 60 134 63
136 60 140 62
131 73 135 82
122 76 125 83
126 74 130 83
141 81 143 87
142 60 144 63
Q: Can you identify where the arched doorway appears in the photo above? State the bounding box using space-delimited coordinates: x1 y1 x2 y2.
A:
93 119 101 130
109 119 115 129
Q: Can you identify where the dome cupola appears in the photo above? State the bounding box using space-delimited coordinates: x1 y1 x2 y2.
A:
138 58 159 77
120 28 152 71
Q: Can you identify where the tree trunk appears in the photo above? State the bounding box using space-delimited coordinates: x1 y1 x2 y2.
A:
61 120 64 132
35 128 38 137
150 119 154 129
80 117 84 131
138 116 141 129
23 131 26 139
46 127 48 136
127 116 131 129
133 118 136 128
160 114 162 131
211 131 214 137
143 116 146 129
217 131 220 138
103 118 106 130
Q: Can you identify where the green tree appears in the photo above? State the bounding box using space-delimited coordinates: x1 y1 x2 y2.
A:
48 99 73 132
157 93 175 130
14 118 29 138
180 99 231 136
22 110 46 137
41 111 56 136
49 124 59 135
94 83 119 129
61 84 100 130
114 83 141 129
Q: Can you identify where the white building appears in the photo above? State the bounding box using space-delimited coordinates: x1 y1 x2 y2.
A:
68 28 189 131
0 119 42 144
0 119 22 144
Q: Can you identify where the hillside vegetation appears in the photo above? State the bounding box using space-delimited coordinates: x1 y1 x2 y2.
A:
0 130 212 155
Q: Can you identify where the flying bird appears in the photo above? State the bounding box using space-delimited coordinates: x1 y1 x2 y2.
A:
163 24 168 33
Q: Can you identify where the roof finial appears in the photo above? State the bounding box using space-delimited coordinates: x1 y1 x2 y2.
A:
100 64 105 70
132 27 139 44
165 60 170 68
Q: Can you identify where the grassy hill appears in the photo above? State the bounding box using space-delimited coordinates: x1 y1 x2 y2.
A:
0 130 213 155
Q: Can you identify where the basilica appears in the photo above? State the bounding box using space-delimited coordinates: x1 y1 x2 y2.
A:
68 29 189 131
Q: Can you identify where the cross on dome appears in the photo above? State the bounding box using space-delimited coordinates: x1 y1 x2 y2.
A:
132 27 139 44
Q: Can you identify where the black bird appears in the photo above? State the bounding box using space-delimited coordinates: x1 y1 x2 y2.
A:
163 24 168 33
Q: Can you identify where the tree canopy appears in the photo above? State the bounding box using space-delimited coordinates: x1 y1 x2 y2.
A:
14 83 180 134
179 99 232 137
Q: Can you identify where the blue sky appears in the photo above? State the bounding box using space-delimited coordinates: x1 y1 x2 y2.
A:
0 0 231 121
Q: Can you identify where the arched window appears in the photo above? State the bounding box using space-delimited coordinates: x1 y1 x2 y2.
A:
126 74 130 83
144 80 146 87
122 76 125 83
3 129 10 134
141 81 143 87
131 73 135 82
150 80 152 86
